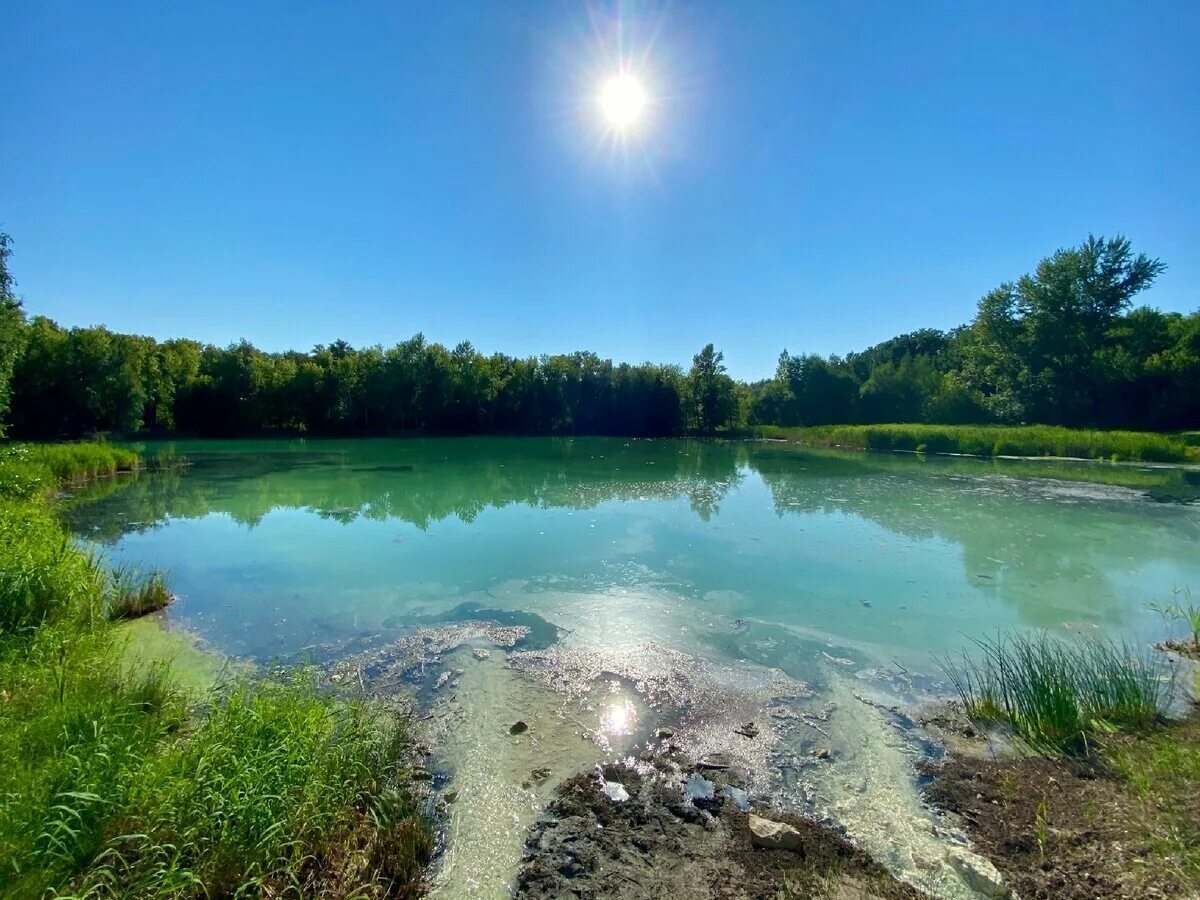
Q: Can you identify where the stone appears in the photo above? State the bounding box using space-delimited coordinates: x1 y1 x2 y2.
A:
473 647 491 660
748 815 805 854
444 789 459 804
812 748 831 760
656 727 674 739
945 848 1011 898
734 721 760 739
602 780 630 802
510 720 529 734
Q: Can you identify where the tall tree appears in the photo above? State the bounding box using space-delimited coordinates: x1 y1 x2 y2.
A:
687 344 737 433
960 235 1165 423
0 232 27 435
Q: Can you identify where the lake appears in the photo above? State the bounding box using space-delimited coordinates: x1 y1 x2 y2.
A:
65 437 1200 898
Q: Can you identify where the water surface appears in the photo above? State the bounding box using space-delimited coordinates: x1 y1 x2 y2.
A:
65 438 1200 897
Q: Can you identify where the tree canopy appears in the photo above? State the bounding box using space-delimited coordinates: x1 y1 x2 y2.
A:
0 232 1195 438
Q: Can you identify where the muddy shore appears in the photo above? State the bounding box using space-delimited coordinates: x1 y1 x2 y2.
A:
919 713 1200 900
515 755 922 900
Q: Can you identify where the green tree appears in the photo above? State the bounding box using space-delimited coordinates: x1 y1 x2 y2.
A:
0 232 28 435
960 235 1165 424
687 344 737 433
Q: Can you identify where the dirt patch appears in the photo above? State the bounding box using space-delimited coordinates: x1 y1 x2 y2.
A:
515 756 920 900
921 718 1200 900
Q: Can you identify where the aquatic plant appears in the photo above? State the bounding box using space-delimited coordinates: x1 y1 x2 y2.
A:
938 632 1173 754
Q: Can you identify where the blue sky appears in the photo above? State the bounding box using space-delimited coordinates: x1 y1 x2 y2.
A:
3 1 1198 380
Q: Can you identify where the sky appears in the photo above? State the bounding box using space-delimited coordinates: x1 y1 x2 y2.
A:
3 1 1198 381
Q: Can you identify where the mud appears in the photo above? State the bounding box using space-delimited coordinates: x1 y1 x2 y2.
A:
515 756 922 900
921 725 1198 899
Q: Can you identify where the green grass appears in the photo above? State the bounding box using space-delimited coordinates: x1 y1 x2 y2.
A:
0 442 140 499
106 566 174 621
0 442 432 898
938 632 1173 754
758 423 1197 463
1105 714 1200 884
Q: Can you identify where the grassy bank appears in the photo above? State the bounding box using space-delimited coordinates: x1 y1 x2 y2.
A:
926 632 1197 897
0 442 431 897
758 423 1197 463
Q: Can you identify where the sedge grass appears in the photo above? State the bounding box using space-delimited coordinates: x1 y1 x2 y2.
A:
938 632 1173 755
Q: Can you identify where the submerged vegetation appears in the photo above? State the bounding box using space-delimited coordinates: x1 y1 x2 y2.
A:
0 442 432 897
0 232 1196 441
938 632 1172 754
758 423 1197 463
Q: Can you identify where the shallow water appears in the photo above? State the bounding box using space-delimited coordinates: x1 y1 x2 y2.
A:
65 437 1200 897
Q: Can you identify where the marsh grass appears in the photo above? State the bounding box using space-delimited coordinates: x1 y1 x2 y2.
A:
938 632 1173 754
0 443 432 897
106 566 174 621
759 423 1196 463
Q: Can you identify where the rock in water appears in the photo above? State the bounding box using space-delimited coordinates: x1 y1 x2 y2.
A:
748 815 806 854
509 720 528 734
945 848 1011 898
734 721 759 738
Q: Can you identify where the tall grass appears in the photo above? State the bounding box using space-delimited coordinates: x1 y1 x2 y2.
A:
938 632 1173 754
0 442 140 500
0 499 107 632
71 673 432 898
0 442 432 897
758 423 1196 463
106 566 174 621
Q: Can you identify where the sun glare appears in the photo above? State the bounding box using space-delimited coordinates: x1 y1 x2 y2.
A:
599 73 647 129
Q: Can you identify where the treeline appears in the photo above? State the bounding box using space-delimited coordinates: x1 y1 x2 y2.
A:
0 233 1196 438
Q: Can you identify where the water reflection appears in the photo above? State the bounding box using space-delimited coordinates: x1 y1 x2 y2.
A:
62 437 1200 648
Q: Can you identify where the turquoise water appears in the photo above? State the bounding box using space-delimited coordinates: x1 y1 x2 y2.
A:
66 437 1200 672
64 437 1200 897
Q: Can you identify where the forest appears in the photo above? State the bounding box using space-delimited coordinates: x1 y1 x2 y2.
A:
0 233 1196 439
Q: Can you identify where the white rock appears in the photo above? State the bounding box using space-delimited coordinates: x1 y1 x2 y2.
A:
945 848 1011 898
748 815 805 854
602 780 629 802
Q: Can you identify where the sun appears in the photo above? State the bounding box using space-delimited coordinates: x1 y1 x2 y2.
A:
599 73 647 129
